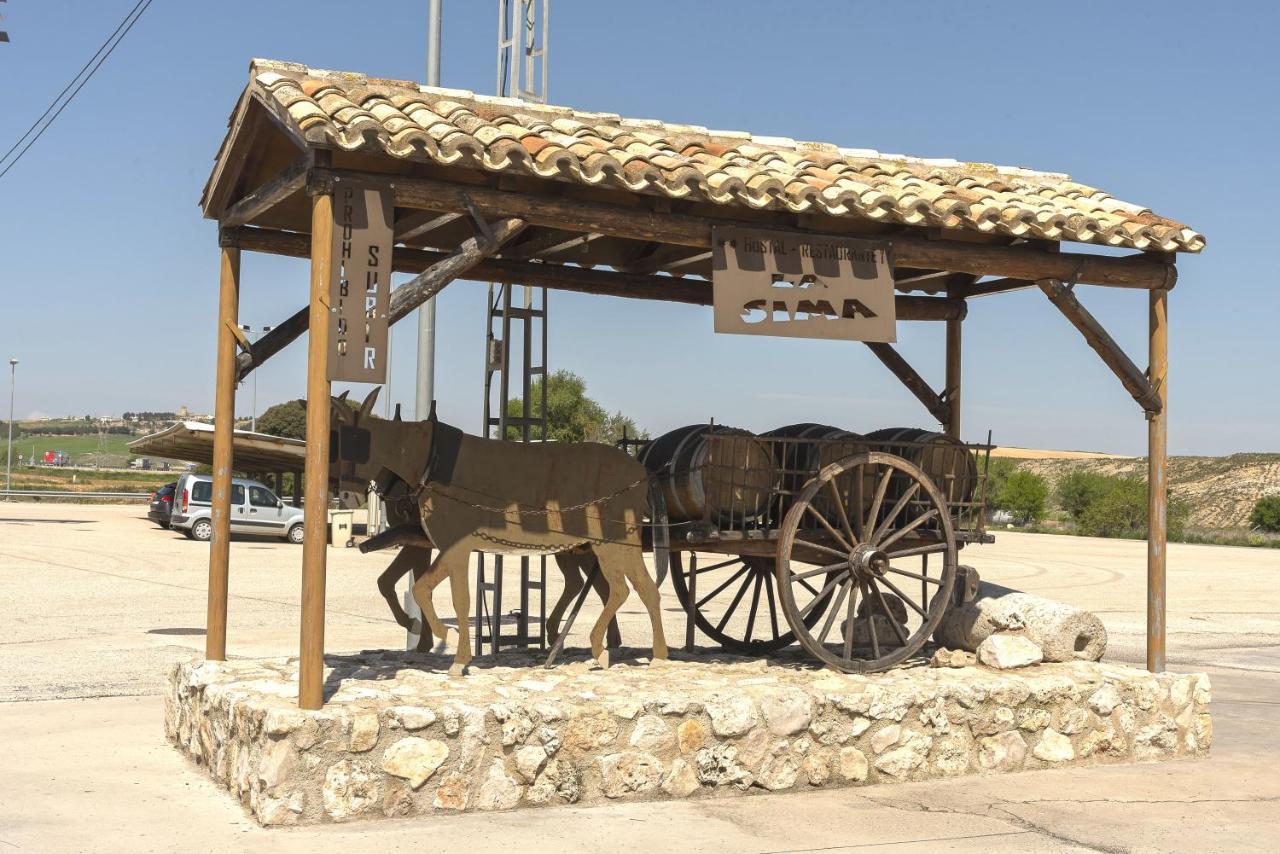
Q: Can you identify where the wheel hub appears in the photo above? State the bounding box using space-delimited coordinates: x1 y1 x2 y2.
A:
848 543 889 581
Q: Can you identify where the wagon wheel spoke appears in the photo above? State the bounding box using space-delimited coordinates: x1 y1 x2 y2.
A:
871 482 921 544
793 537 849 561
864 467 893 537
842 578 859 664
799 574 843 619
743 571 764 643
714 569 755 633
827 476 860 544
875 574 929 621
763 566 781 640
864 582 882 659
695 564 750 610
805 503 854 553
868 579 912 646
816 577 852 644
885 565 942 585
885 542 948 560
791 560 849 581
691 557 743 574
879 508 939 550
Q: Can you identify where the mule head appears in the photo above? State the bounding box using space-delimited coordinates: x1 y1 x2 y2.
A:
329 387 434 508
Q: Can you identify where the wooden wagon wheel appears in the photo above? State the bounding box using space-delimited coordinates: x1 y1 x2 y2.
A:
776 451 957 673
670 552 836 654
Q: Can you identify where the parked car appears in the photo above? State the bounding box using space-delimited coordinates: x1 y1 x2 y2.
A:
147 482 178 528
170 473 305 544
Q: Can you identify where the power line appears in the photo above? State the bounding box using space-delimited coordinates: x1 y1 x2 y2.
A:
0 0 155 181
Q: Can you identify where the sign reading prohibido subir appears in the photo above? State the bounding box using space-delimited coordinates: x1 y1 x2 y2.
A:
328 181 393 383
711 227 897 342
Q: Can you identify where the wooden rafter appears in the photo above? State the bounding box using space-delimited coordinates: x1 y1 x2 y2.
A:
955 276 1037 299
218 158 309 230
1038 278 1162 414
502 229 602 261
316 169 1179 290
864 342 951 425
395 211 462 244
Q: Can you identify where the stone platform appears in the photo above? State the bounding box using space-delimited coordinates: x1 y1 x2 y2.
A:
165 649 1211 826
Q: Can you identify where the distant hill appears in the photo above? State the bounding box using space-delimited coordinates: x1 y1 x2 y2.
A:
1006 453 1280 529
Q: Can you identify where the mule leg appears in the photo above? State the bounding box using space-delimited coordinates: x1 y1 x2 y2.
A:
626 550 669 661
410 550 455 653
585 556 624 649
437 547 475 677
547 552 585 647
587 544 632 668
376 548 418 630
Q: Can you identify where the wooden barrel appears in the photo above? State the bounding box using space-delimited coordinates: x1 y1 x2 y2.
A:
763 423 877 524
863 427 976 505
639 425 776 524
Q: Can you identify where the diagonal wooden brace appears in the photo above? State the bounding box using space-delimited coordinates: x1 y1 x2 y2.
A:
1038 278 1163 414
233 217 527 382
865 342 951 426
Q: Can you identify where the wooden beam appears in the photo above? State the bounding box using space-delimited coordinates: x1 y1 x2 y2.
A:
389 217 528 324
206 244 239 661
954 277 1037 299
219 159 309 230
395 210 462 243
1038 278 1163 414
226 227 967 379
501 229 600 261
1147 288 1169 672
298 190 333 711
945 309 962 438
321 169 1179 290
865 342 951 426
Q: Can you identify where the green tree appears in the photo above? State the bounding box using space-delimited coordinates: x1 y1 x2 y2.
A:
1248 496 1280 533
506 370 646 445
1078 475 1190 539
1055 470 1112 521
995 470 1048 525
982 457 1017 509
256 399 308 440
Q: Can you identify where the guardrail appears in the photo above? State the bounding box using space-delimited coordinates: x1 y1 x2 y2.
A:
0 490 153 500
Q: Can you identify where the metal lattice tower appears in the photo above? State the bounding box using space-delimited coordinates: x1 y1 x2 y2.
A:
475 0 551 656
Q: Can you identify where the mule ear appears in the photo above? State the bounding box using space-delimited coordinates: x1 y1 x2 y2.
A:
393 403 402 422
330 395 350 424
427 400 438 422
336 390 350 404
358 386 380 420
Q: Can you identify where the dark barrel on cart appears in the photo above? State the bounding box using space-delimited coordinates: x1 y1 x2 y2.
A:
638 425 776 524
863 427 977 505
762 423 874 520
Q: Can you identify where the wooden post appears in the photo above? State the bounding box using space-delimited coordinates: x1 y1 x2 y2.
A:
944 306 963 439
1147 288 1169 672
206 243 239 661
298 189 334 710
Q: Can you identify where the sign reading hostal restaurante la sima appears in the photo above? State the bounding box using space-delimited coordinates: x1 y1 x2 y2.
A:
711 227 897 342
327 180 393 384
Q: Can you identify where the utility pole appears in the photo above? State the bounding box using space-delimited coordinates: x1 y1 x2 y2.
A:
414 0 443 422
6 358 17 497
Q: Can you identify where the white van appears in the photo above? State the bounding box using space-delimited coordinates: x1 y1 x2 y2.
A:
170 474 305 543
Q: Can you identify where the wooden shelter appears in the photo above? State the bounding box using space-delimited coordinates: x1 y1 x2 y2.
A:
201 59 1202 709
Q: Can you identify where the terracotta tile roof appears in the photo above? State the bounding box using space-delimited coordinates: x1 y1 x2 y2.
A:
242 59 1204 254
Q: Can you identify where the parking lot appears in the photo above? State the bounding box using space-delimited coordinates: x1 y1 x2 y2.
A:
1 501 1277 851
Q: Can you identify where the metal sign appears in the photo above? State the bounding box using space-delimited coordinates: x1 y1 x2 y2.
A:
328 181 393 383
711 227 897 342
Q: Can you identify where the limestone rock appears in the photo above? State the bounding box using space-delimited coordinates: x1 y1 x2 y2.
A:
263 708 304 737
929 732 973 776
322 760 381 820
870 724 902 754
977 634 1043 670
677 718 707 754
474 759 523 810
695 744 752 789
934 581 1107 662
564 712 619 751
662 758 701 797
1088 683 1123 716
348 712 380 752
837 746 869 782
599 750 664 798
930 648 974 669
802 749 832 785
1032 728 1074 763
977 731 1027 772
760 690 812 736
514 744 548 782
757 755 799 791
257 739 296 792
388 706 436 731
629 714 675 752
433 770 470 810
380 737 448 789
705 693 758 737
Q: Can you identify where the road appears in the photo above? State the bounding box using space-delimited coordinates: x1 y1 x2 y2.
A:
0 502 1276 852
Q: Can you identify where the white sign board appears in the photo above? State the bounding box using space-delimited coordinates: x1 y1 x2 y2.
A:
711 227 897 342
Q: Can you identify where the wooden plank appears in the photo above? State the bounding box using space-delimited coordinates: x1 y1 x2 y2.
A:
1147 288 1169 672
396 210 462 243
298 189 333 711
321 169 1180 290
388 217 528 324
206 245 239 662
945 310 962 438
503 230 601 261
954 277 1037 299
219 158 309 230
865 342 951 426
1038 278 1162 414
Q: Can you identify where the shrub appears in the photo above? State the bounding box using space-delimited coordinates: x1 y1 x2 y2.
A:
995 470 1049 524
1077 475 1190 539
1055 470 1112 521
1250 496 1280 533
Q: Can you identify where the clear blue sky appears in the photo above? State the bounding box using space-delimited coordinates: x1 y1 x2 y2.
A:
1 1 1275 455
